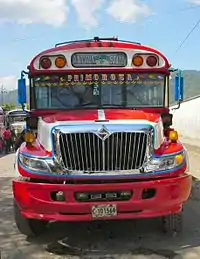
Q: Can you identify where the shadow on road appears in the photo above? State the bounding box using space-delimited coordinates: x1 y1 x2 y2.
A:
24 180 200 258
1 177 200 258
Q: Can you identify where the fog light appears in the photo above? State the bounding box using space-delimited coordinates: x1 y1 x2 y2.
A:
55 191 65 201
76 193 89 201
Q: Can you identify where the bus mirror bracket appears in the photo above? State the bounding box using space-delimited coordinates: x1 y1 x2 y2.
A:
169 68 184 111
18 70 29 110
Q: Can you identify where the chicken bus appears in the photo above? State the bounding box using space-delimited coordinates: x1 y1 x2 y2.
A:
13 37 192 237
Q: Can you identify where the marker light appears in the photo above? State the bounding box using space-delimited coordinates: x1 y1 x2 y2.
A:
55 56 67 68
146 55 158 67
40 57 52 69
24 131 35 144
169 130 178 142
132 55 143 67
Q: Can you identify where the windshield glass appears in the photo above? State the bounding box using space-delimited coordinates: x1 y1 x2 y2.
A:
33 72 165 109
7 115 26 123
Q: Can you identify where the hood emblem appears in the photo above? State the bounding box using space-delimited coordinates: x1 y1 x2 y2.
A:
97 126 110 140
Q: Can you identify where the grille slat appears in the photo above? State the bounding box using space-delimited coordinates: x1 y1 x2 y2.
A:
57 131 149 173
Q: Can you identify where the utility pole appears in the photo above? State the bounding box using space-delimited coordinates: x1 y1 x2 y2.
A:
0 85 7 106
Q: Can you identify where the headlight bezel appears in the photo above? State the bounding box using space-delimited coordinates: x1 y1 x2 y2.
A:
142 150 186 173
18 153 63 174
18 150 187 176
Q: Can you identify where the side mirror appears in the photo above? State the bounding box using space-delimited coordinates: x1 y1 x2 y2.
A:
18 77 27 108
174 72 184 102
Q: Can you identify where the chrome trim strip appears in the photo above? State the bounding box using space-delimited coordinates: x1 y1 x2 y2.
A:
98 109 106 120
53 126 154 175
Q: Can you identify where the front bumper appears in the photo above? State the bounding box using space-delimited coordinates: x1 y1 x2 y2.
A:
13 173 192 222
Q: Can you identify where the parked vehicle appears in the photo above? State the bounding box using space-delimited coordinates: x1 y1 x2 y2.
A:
4 109 29 137
13 37 192 237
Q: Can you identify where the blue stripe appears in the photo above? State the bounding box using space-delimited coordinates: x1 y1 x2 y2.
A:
19 152 52 160
18 159 186 180
19 148 185 160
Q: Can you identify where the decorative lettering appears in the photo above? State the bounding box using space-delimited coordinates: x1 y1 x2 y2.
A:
102 74 108 81
110 74 116 81
94 74 99 81
85 74 92 81
74 75 79 82
34 73 163 87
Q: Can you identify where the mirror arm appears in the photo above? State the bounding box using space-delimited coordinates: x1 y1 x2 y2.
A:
172 101 181 110
169 67 178 73
21 70 29 79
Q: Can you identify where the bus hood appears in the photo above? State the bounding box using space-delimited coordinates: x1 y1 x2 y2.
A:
37 109 164 152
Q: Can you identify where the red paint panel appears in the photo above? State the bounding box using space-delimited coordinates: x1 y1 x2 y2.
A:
29 41 170 72
104 109 160 123
13 173 192 221
38 109 160 124
19 141 52 157
42 109 98 123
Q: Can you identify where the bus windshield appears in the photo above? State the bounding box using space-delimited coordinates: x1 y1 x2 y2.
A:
33 72 165 109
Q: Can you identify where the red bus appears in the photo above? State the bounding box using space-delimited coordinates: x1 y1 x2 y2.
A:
13 37 192 237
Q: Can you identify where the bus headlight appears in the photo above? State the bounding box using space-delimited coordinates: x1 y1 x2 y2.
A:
143 151 185 173
18 153 64 174
19 153 50 172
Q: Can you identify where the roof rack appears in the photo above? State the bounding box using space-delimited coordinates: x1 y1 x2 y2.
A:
55 36 140 47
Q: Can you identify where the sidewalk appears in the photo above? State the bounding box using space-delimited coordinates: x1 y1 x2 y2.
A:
180 136 200 180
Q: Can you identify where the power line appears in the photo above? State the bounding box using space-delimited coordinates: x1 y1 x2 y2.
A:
174 17 200 55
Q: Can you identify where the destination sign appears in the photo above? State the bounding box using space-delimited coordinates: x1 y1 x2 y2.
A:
71 52 127 67
34 73 164 87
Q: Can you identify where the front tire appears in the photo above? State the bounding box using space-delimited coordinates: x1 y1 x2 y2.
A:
14 200 48 237
161 212 183 234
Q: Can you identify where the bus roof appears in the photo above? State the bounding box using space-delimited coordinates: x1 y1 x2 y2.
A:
6 109 29 116
29 36 170 74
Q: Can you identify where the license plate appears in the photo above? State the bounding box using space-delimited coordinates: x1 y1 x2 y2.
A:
91 204 117 218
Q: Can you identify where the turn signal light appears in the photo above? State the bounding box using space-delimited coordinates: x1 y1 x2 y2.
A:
169 130 178 142
40 57 52 69
24 131 35 144
55 56 67 68
132 55 143 67
175 153 184 165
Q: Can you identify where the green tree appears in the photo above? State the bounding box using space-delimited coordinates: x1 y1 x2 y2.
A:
2 103 16 111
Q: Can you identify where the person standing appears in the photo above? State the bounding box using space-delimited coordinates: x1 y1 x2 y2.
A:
0 136 3 154
10 126 17 152
15 129 26 151
3 127 11 154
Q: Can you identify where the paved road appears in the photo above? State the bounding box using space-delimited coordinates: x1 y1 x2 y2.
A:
1 146 200 259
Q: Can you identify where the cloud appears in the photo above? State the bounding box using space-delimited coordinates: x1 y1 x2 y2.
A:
0 76 17 91
0 0 68 27
71 0 104 29
189 0 200 3
106 0 151 23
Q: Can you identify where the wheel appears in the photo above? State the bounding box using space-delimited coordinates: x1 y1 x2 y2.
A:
14 200 48 237
161 212 183 234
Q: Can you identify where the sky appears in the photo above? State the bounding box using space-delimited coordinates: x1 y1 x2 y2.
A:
0 0 200 91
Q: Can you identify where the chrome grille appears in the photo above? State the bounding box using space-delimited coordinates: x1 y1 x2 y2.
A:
54 131 151 173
